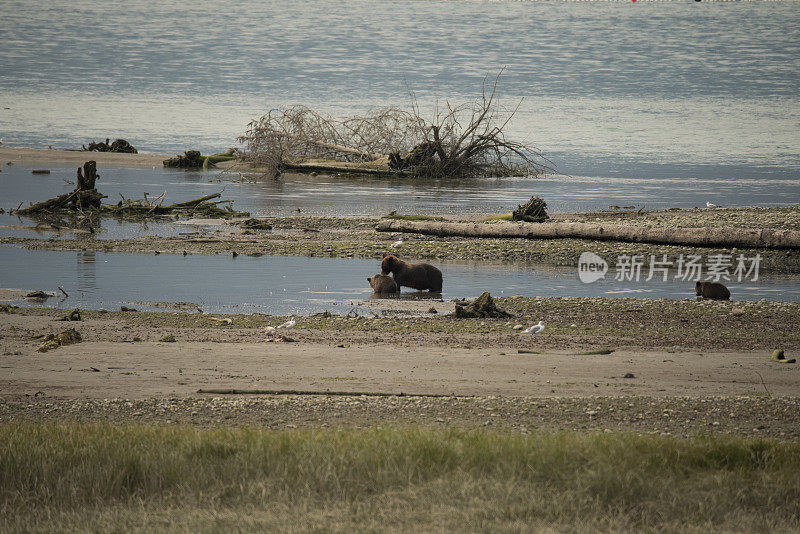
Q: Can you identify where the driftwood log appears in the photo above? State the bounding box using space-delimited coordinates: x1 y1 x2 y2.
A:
197 388 466 398
376 219 800 250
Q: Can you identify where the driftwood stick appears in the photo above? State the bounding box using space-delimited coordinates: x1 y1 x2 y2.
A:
17 191 79 214
197 388 468 398
166 191 222 209
376 219 800 250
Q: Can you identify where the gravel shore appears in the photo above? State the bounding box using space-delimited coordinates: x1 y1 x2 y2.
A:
3 395 798 440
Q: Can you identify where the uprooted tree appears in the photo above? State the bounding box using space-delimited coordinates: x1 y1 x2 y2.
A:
239 74 549 179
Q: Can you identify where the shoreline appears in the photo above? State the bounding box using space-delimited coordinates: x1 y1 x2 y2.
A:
2 303 799 438
0 146 171 168
3 210 799 273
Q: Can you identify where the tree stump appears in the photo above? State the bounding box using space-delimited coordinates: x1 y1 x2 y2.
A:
77 161 98 190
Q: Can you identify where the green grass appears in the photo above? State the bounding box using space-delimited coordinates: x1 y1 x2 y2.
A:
2 424 799 532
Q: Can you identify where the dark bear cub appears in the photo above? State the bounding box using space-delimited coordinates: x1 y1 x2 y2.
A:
381 254 442 292
695 281 731 300
367 273 399 294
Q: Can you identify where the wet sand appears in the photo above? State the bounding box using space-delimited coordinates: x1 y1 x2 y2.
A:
0 146 169 168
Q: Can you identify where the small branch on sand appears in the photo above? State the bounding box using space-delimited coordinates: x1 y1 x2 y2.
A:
197 388 470 398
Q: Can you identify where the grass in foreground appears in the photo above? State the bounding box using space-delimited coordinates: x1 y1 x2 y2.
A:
2 424 799 532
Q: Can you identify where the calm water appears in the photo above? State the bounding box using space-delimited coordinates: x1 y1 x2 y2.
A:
1 0 798 181
1 164 798 241
1 247 798 315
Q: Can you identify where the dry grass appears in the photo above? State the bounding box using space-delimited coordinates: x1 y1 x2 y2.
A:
2 424 799 532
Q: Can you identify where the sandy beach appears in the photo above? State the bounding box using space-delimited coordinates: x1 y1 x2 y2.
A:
0 146 171 168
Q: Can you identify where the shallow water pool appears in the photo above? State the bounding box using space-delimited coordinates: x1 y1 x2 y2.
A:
1 246 797 315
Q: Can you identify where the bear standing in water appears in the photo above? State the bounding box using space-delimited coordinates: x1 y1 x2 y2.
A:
695 281 731 300
381 254 443 292
367 273 399 294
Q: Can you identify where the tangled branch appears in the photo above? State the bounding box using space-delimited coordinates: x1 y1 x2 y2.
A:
239 74 549 179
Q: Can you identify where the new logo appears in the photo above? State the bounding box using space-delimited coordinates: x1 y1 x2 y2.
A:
578 252 608 284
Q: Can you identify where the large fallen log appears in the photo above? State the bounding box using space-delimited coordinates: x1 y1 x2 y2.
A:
376 219 800 250
282 161 410 177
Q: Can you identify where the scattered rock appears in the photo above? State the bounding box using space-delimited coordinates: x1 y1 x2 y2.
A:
31 169 51 174
158 335 177 343
0 304 16 314
428 307 438 314
732 308 745 316
60 308 82 321
239 218 272 231
623 373 636 379
120 306 138 312
512 324 524 330
26 290 50 299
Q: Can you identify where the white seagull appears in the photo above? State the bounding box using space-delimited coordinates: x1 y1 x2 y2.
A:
706 201 717 209
390 238 404 249
523 320 545 334
264 326 276 335
277 317 296 330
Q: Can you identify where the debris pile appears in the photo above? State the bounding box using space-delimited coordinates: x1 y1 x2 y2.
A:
82 138 138 153
512 196 549 223
163 148 238 169
454 292 512 318
37 329 82 353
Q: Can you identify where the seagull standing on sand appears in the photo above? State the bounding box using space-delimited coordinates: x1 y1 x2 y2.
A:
277 317 296 330
706 201 717 209
390 238 404 249
523 320 545 334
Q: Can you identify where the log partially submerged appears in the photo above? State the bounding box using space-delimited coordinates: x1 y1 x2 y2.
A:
282 161 410 177
18 161 105 214
16 159 248 220
104 191 248 218
376 219 800 250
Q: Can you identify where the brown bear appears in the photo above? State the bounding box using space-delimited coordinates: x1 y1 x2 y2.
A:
367 273 399 294
695 281 731 300
381 254 442 292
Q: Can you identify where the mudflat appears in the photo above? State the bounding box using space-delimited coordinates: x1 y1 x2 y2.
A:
0 146 169 167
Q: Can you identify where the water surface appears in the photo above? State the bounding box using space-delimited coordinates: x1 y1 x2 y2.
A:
2 165 797 242
1 247 797 316
1 0 798 181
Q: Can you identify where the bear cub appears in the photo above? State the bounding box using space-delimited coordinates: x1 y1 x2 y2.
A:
381 254 442 292
367 273 399 294
695 281 731 300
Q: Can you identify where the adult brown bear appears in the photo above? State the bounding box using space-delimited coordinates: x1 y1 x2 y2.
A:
381 254 442 292
695 281 731 300
367 273 399 294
